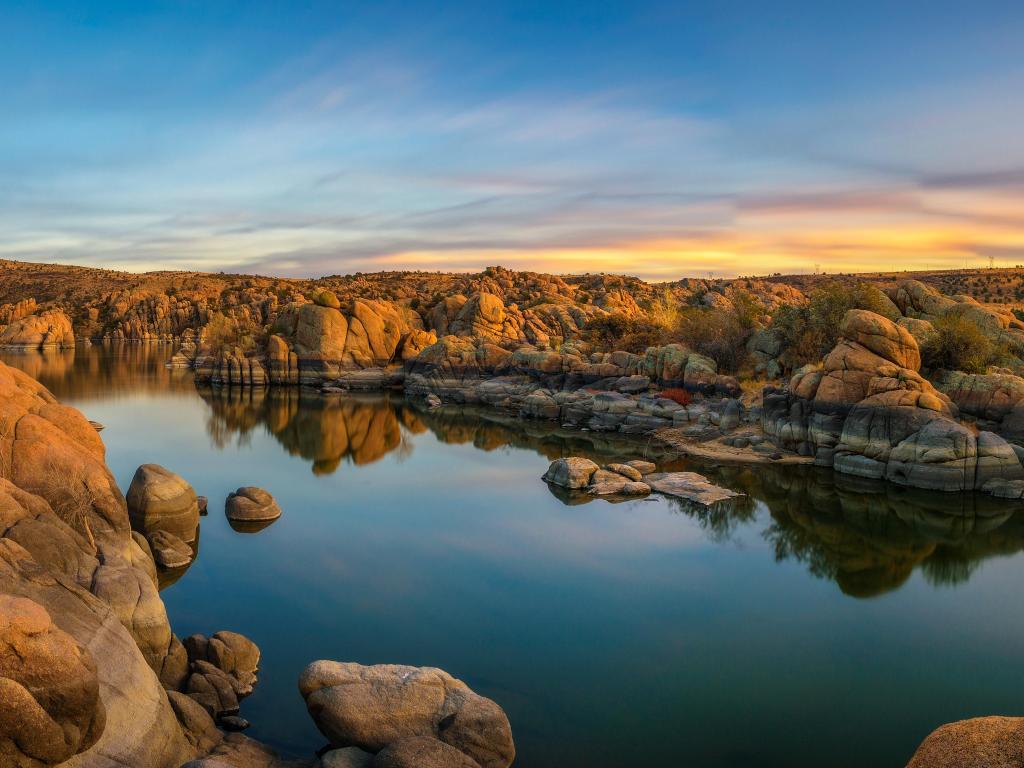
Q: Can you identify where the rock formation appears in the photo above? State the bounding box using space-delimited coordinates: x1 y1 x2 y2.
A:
762 309 1024 495
0 310 75 350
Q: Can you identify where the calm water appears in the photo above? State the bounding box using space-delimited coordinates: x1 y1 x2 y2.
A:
7 343 1024 767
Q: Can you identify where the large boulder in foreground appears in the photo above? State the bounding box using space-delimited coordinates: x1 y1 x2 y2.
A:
0 594 105 766
127 464 200 544
0 539 193 768
0 310 75 350
907 716 1024 767
299 661 514 768
0 360 191 765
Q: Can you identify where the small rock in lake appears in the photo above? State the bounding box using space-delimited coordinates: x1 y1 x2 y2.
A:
425 393 442 409
225 487 281 525
625 459 657 475
604 462 643 481
299 660 514 768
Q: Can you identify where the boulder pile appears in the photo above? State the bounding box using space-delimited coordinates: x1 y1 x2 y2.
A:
762 309 1024 495
542 456 743 506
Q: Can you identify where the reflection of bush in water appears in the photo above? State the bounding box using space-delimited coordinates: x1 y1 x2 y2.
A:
744 465 1024 597
664 495 756 543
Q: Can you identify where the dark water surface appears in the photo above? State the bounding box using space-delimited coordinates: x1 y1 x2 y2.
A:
6 344 1024 767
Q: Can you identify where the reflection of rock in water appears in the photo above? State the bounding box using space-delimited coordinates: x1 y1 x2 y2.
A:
198 387 408 473
0 341 195 399
736 466 1024 598
196 390 673 476
542 454 1024 598
227 518 277 534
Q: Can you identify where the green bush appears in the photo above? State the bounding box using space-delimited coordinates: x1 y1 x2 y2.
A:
673 306 751 373
769 281 900 371
582 314 668 353
921 308 1001 373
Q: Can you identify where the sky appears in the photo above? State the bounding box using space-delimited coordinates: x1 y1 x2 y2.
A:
2 0 1023 280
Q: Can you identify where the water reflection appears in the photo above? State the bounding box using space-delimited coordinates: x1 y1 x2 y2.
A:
720 466 1024 597
197 385 674 474
1 342 192 399
10 344 1024 603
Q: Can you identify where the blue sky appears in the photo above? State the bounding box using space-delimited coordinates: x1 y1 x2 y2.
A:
2 1 1023 278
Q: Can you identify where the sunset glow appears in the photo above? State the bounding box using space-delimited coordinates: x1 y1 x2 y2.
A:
2 2 1022 278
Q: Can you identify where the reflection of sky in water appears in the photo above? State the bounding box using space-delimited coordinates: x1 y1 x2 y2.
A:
6 346 1024 768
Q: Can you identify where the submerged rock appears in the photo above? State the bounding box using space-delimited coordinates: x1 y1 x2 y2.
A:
299 661 515 768
644 472 743 506
225 487 282 525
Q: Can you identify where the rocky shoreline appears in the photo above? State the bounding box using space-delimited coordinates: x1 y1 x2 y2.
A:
0 360 515 768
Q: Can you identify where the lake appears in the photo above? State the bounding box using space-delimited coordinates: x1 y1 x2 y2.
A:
5 343 1024 768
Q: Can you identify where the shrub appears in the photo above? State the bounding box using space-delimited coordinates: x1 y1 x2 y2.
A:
769 281 900 371
582 314 669 353
921 308 1001 373
673 306 751 373
202 312 264 355
659 388 691 406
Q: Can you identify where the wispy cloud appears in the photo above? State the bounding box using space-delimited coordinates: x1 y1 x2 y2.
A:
3 30 1024 278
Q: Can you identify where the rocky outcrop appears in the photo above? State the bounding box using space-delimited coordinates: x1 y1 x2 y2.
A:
543 457 746 505
299 661 515 768
763 310 1024 495
0 310 75 350
0 361 195 765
